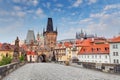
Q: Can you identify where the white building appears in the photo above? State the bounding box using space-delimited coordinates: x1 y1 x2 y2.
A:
78 43 110 63
109 36 120 64
27 51 38 62
78 54 110 63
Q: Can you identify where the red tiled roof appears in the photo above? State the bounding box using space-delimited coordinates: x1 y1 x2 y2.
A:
76 39 92 47
110 36 120 43
0 43 14 51
78 44 109 55
64 42 72 47
27 51 36 55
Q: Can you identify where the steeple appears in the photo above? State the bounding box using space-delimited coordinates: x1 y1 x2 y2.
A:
43 28 45 32
37 32 40 40
56 27 57 32
25 30 35 44
46 18 53 32
81 29 83 34
76 32 78 39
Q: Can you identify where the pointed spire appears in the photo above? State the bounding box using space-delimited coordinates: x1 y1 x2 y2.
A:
95 33 97 37
84 32 87 39
43 28 45 32
56 27 57 32
16 36 19 41
46 18 53 32
81 29 83 34
37 32 40 37
76 32 78 39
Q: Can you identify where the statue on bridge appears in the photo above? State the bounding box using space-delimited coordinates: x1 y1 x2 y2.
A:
12 37 20 62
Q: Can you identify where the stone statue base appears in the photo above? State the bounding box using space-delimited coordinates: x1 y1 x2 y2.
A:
12 52 20 63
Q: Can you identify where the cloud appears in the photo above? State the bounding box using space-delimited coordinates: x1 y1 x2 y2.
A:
72 0 82 7
0 10 9 16
79 7 120 38
61 3 120 39
104 4 120 11
0 18 14 22
36 8 46 18
32 0 39 6
46 2 51 9
12 0 20 3
79 18 93 24
16 11 26 17
56 4 63 7
88 0 97 5
13 6 21 11
0 9 26 19
42 2 51 9
36 8 43 15
12 0 39 6
54 8 62 12
0 19 24 43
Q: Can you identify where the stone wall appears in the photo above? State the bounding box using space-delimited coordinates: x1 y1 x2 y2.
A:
76 62 120 74
0 62 25 79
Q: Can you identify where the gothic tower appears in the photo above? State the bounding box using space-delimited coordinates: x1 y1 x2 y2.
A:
43 18 57 51
25 30 36 44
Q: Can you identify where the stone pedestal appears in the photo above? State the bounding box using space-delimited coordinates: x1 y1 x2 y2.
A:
12 52 20 63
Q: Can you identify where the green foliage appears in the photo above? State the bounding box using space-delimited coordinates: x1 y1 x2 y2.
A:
19 54 25 62
0 54 12 66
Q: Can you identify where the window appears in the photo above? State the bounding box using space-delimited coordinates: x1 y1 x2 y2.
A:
114 59 116 63
92 55 94 58
88 55 89 58
97 48 99 51
114 59 119 64
113 52 115 56
113 52 119 56
99 55 101 58
96 48 100 51
105 47 108 51
113 45 115 48
91 48 94 52
105 55 107 59
113 44 118 49
95 55 97 58
117 60 119 63
116 45 118 49
116 52 119 56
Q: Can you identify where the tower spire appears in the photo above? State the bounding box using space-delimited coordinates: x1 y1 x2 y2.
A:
46 18 53 32
56 27 57 32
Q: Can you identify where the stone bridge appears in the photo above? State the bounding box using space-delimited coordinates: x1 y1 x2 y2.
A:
2 63 120 80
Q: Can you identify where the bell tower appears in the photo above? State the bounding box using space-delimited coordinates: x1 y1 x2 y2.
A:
43 18 57 51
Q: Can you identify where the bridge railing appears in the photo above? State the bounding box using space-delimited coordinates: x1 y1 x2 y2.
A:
0 62 25 79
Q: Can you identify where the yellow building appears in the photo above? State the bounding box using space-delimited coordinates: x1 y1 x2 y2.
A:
0 43 14 60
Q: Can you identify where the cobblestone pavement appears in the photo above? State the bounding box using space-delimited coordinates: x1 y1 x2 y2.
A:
3 63 120 80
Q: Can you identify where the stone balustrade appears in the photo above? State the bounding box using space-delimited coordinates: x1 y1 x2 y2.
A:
0 62 25 79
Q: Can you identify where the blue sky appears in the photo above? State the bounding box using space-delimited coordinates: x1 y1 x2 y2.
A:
0 0 120 43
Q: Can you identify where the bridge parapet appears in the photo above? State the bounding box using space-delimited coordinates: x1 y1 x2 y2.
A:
0 62 25 79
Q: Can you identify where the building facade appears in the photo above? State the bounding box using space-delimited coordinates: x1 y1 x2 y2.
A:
78 39 110 63
110 36 120 64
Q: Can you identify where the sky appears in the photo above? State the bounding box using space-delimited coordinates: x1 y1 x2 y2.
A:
0 0 120 43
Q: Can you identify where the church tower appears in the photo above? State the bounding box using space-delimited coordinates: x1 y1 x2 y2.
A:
43 18 57 51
